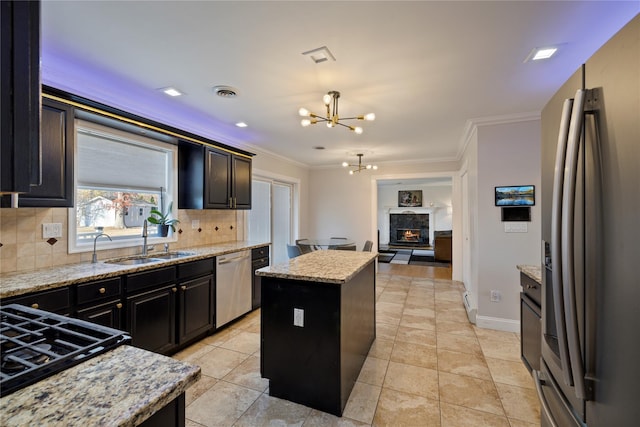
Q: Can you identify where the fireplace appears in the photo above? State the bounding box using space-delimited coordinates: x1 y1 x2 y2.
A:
389 213 429 246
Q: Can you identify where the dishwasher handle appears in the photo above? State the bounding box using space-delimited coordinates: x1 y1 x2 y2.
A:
218 253 250 265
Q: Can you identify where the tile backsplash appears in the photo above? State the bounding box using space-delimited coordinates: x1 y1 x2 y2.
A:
0 208 240 274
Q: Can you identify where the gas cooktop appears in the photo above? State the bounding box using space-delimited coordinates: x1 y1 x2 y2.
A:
0 304 130 396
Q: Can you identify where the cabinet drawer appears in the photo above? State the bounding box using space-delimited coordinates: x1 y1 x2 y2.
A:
252 246 269 260
126 266 176 294
77 277 122 305
4 287 71 313
177 258 214 279
520 272 541 307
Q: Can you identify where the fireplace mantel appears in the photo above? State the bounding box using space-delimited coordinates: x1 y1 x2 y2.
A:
388 207 436 215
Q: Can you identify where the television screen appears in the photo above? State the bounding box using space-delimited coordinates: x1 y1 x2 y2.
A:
495 185 535 206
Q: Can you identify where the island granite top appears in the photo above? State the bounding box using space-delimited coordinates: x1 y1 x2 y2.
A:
0 345 200 427
257 250 378 284
0 240 269 299
517 264 542 284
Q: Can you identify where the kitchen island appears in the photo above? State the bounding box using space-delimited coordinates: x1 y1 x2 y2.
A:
0 345 200 426
257 250 377 416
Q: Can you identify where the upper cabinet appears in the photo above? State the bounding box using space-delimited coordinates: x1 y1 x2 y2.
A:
179 141 252 210
0 0 41 194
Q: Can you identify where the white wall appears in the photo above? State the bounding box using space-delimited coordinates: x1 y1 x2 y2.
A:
470 119 541 331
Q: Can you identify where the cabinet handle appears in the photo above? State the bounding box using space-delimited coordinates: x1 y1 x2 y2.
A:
116 303 123 309
181 285 187 291
229 197 233 208
99 287 106 294
172 287 178 293
31 303 39 309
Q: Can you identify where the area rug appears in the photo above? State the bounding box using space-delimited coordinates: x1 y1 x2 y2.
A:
408 254 451 267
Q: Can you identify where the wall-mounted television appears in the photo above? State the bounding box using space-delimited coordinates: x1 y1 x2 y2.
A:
495 185 535 206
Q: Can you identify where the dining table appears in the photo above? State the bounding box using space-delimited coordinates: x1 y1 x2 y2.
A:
297 238 356 249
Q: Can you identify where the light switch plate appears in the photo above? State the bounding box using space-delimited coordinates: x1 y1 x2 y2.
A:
293 308 304 327
42 223 63 238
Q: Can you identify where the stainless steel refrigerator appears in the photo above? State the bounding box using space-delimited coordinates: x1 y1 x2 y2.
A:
538 14 639 427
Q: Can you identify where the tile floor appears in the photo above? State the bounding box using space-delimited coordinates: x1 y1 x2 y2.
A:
173 263 540 426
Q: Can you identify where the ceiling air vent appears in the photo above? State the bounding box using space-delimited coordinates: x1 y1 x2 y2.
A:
213 85 238 98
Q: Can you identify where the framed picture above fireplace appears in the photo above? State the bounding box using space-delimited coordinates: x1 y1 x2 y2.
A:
398 190 423 207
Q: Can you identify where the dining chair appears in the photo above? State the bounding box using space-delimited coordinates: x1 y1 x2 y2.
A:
295 239 314 254
329 237 347 250
335 244 356 251
362 240 373 252
287 244 303 258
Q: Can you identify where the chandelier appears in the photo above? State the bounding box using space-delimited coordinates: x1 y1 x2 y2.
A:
342 154 378 175
298 91 375 134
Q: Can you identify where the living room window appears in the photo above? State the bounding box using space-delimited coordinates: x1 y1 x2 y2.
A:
68 119 178 253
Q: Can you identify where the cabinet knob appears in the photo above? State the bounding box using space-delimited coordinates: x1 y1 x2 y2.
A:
99 287 106 294
31 303 39 309
172 287 178 293
181 285 187 291
116 303 123 309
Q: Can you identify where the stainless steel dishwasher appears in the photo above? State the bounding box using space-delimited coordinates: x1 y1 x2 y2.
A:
216 250 252 328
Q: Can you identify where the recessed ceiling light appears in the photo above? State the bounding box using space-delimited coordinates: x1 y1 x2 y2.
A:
161 87 182 97
213 85 238 98
302 46 336 64
524 46 558 62
235 122 248 128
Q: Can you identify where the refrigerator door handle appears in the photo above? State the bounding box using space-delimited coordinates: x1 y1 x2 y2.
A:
533 370 560 427
561 89 587 400
551 97 574 386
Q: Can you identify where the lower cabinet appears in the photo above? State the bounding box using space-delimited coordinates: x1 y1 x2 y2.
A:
177 274 214 345
127 284 177 354
76 277 123 329
77 299 123 330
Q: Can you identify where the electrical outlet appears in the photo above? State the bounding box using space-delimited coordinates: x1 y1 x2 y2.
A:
42 223 63 238
293 308 304 327
191 220 200 229
490 290 501 302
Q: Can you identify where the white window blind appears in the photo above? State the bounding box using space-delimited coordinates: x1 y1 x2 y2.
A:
76 120 171 191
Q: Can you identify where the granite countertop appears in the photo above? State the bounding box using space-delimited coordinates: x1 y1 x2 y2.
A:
0 240 269 299
0 345 200 426
257 250 378 284
517 264 542 284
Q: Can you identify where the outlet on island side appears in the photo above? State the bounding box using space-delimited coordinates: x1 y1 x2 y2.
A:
293 308 304 327
490 290 502 302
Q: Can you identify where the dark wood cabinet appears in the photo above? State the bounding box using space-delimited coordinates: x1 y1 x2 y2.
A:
251 246 269 309
12 97 75 207
2 287 71 316
178 141 252 210
178 274 214 344
127 284 177 354
76 277 123 329
0 0 41 194
520 272 541 372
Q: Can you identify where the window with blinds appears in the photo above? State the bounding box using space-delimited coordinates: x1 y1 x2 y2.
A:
69 119 178 253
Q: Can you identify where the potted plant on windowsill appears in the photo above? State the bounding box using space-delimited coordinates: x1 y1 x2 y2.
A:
147 202 180 237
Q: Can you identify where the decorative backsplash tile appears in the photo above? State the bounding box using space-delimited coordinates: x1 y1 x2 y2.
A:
0 208 239 274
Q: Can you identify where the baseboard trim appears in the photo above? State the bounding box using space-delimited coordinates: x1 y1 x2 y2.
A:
475 315 520 333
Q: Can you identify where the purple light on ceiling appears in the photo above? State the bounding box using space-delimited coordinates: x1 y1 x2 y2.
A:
41 47 256 147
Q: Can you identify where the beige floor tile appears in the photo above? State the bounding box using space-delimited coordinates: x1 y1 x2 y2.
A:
376 322 399 341
399 313 436 331
194 346 250 379
377 301 404 315
478 336 521 362
219 330 260 355
402 306 436 318
435 319 476 336
343 381 382 424
474 326 519 343
303 409 370 426
377 311 402 326
440 402 510 427
222 355 269 392
172 342 216 363
437 349 492 380
377 290 408 304
185 374 218 406
185 419 205 427
507 418 539 427
372 387 441 427
435 290 462 303
357 356 389 387
438 371 505 416
367 338 394 360
436 332 482 356
495 383 541 425
390 341 438 370
486 357 535 389
395 325 437 347
235 393 312 426
186 381 261 427
435 307 469 323
383 361 439 400
200 326 240 346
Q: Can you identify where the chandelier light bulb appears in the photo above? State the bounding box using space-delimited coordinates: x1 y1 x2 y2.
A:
366 164 372 169
349 170 354 175
298 108 310 117
354 127 363 134
323 94 332 105
342 161 349 167
301 119 311 127
364 113 376 121
372 165 378 170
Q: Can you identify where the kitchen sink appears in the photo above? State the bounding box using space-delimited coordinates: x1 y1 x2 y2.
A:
152 251 196 260
105 257 163 265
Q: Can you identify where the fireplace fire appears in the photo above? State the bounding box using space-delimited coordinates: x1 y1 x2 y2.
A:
389 213 429 246
398 229 421 242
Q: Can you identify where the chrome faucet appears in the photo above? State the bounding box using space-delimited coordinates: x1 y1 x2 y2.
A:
142 220 148 255
92 233 112 263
